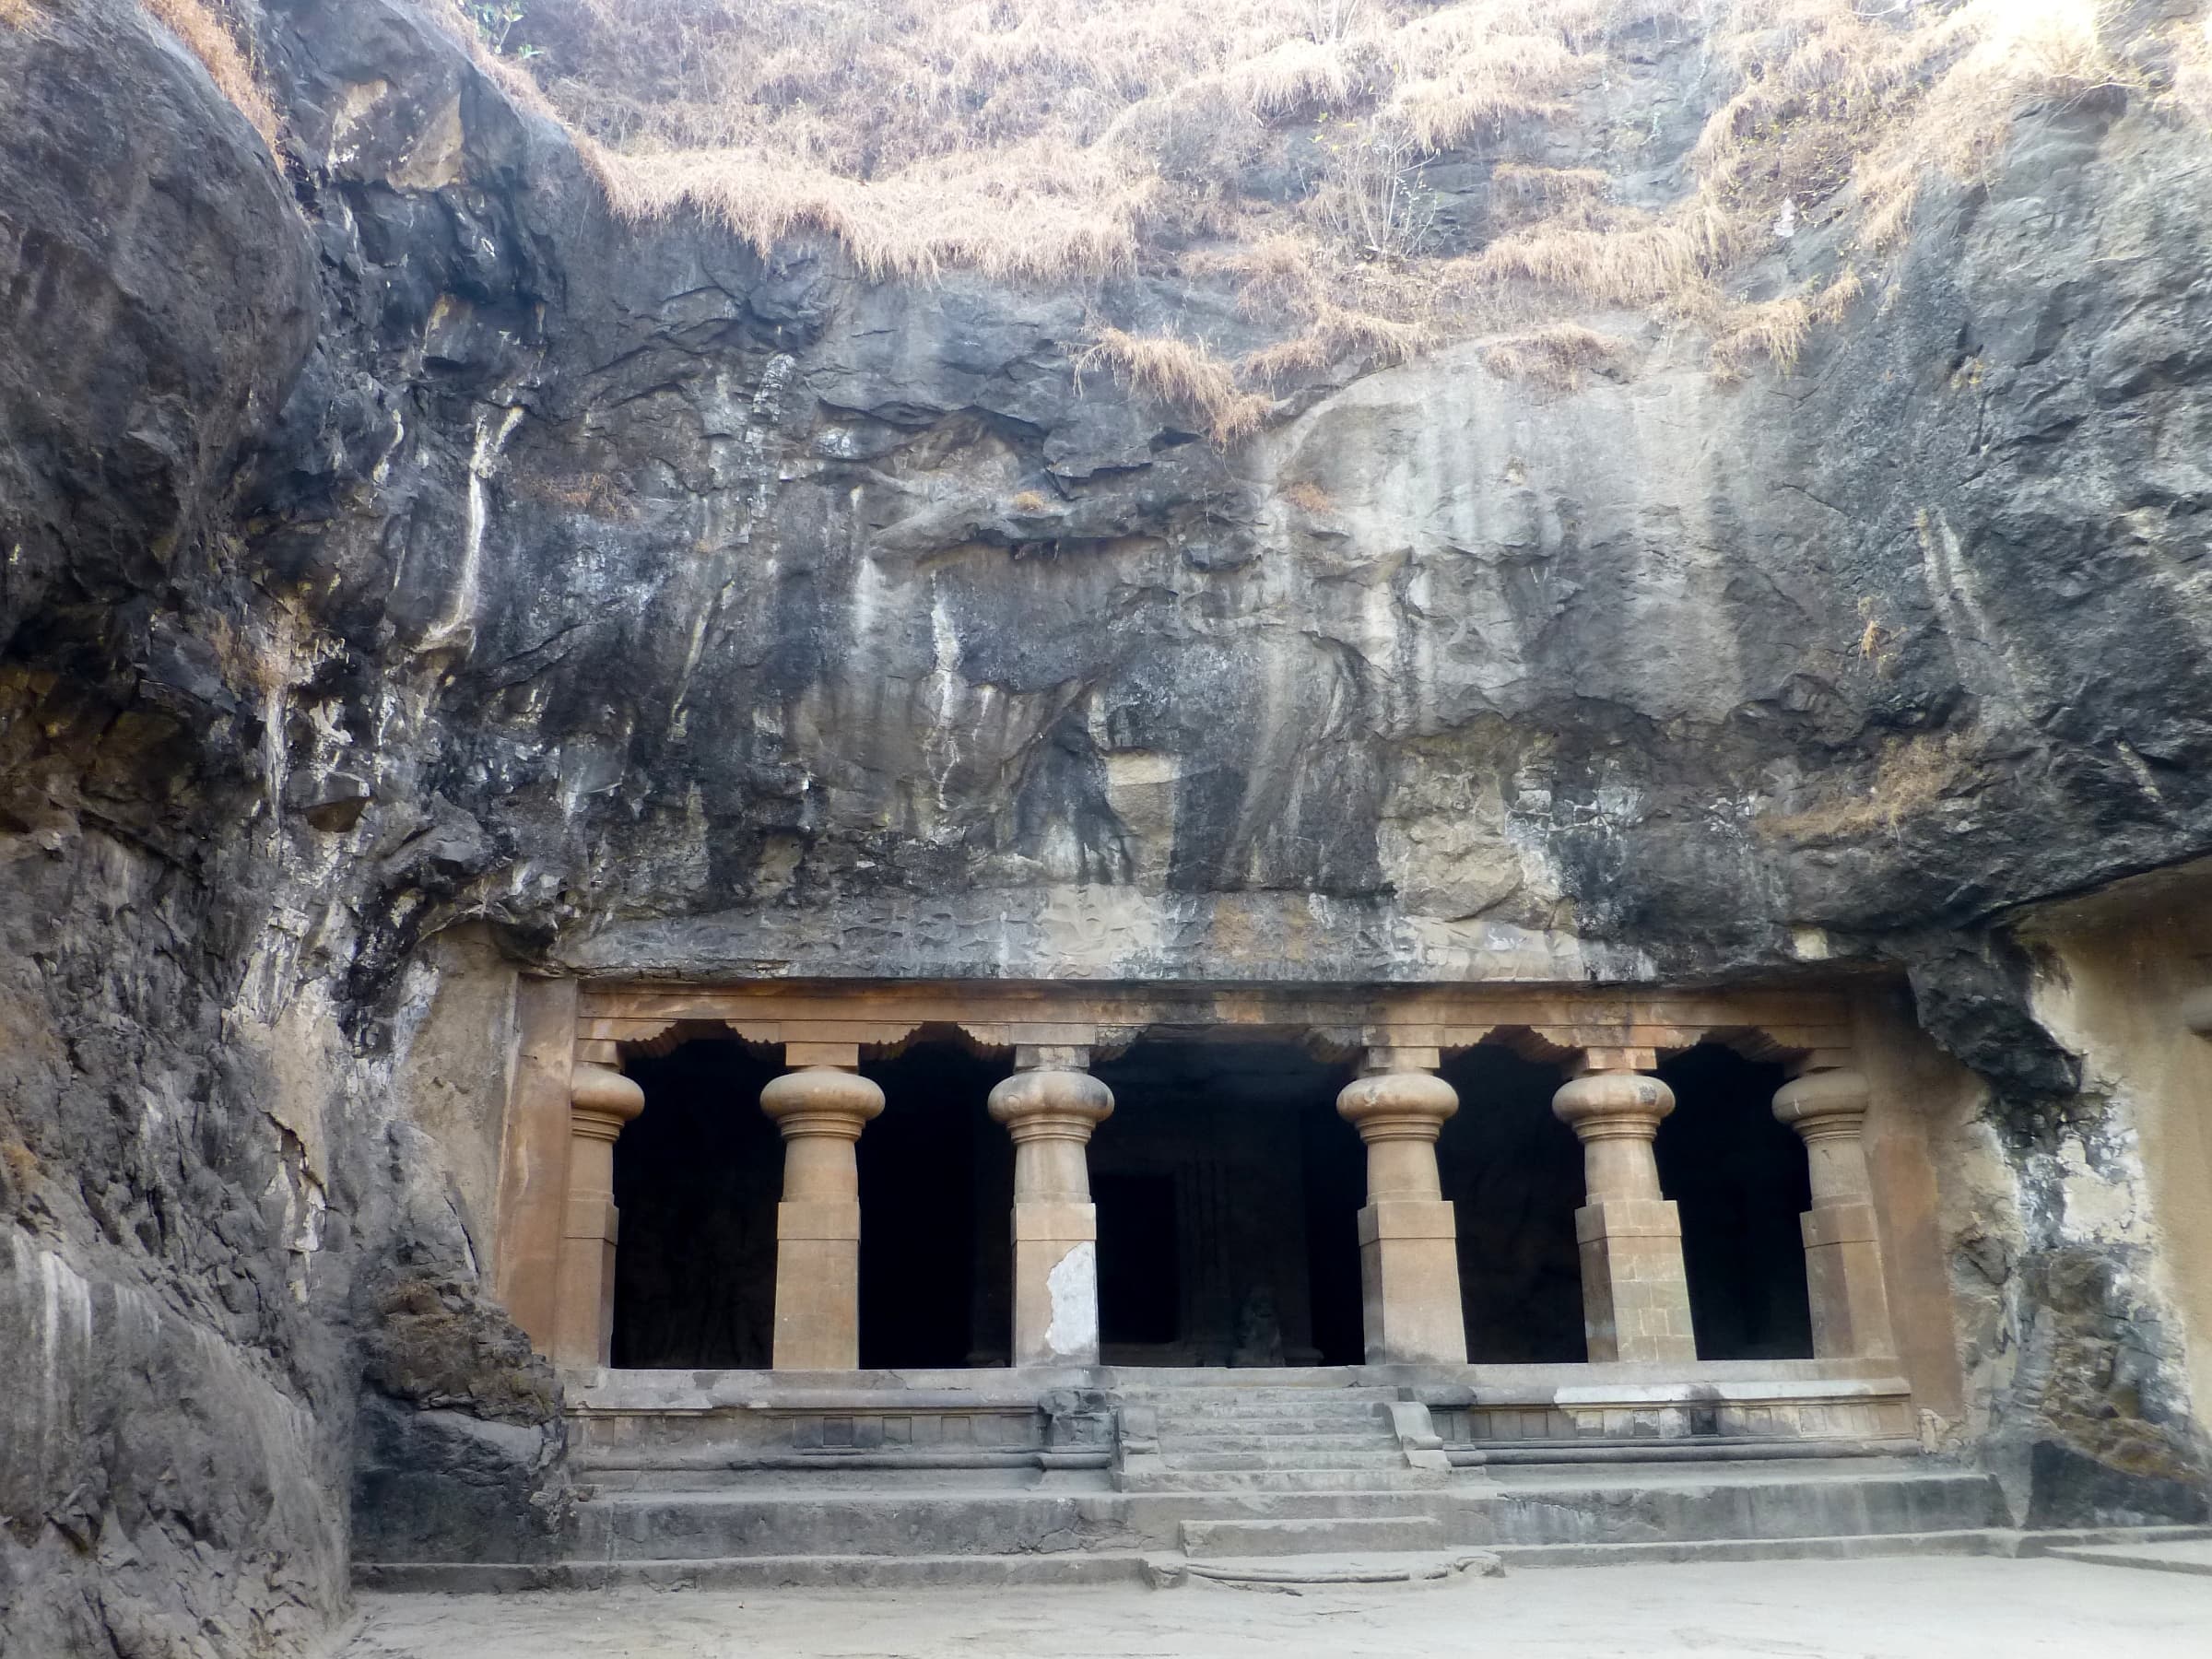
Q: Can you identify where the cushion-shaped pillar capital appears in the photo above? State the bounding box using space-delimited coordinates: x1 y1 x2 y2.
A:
987 1067 1114 1143
569 1062 644 1140
1551 1067 1674 1143
1772 1066 1871 1140
760 1065 885 1141
1336 1069 1458 1142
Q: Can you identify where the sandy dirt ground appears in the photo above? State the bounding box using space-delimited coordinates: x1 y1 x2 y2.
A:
335 1556 2212 1657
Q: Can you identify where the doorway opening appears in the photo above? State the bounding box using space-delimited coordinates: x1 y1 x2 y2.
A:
855 1039 1010 1369
1438 1045 1586 1362
1088 1041 1365 1365
1655 1043 1816 1360
611 1039 783 1369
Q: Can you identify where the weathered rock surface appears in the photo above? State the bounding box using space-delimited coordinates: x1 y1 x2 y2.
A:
4 0 2211 1649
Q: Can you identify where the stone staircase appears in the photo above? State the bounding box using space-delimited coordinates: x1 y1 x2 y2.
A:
1112 1376 1451 1495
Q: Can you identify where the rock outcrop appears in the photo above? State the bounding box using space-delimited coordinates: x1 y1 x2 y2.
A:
4 0 2210 1649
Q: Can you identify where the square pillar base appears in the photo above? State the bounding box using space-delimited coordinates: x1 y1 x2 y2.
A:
1802 1201 1896 1359
1356 1199 1466 1365
552 1196 618 1367
1012 1200 1099 1365
773 1197 862 1371
1574 1197 1698 1363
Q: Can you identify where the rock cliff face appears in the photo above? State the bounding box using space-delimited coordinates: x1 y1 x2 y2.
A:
4 0 2211 1650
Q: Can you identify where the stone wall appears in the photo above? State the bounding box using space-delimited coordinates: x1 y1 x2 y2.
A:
1998 863 2212 1524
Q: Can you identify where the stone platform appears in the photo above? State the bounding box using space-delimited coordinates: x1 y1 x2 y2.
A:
355 1364 2027 1589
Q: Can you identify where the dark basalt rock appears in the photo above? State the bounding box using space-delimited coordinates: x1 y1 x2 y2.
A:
5 0 2212 1648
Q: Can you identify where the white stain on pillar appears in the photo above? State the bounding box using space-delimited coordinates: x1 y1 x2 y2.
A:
1042 1241 1098 1359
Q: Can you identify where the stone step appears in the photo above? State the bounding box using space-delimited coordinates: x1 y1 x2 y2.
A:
1117 1466 1449 1493
1124 1397 1397 1406
1124 1391 1399 1407
1146 1548 1504 1589
362 1527 2064 1594
1150 1415 1394 1434
547 1458 2006 1563
361 1553 1153 1592
1162 1450 1410 1472
1180 1515 1449 1557
1153 1431 1394 1453
1149 1407 1393 1429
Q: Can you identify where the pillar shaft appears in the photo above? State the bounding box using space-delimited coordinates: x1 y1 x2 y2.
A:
761 1060 884 1371
989 1056 1112 1366
551 1063 645 1368
1552 1062 1697 1364
1774 1068 1896 1359
1338 1056 1465 1365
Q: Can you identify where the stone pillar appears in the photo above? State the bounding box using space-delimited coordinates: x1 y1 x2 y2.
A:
760 1046 885 1371
551 1061 646 1368
1552 1053 1697 1363
1772 1066 1897 1359
1337 1050 1466 1365
988 1047 1113 1367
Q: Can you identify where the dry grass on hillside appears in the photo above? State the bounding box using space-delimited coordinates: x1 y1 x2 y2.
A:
143 0 281 146
451 0 2198 440
1076 327 1272 444
141 0 280 147
1481 321 1630 390
0 0 40 29
1756 730 1971 841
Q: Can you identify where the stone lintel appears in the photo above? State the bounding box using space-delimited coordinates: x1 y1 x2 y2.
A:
1571 1045 1659 1077
1013 1042 1093 1071
784 1041 863 1069
1359 1043 1441 1076
573 986 1858 1063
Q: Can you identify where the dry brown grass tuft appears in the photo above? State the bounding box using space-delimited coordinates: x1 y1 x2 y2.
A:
467 0 2202 428
0 0 41 29
1711 269 1862 378
1281 478 1334 513
1491 162 1608 205
142 0 280 148
1 1137 40 1194
1076 327 1272 445
1756 731 1971 841
593 135 1157 282
1471 200 1739 309
1481 321 1630 389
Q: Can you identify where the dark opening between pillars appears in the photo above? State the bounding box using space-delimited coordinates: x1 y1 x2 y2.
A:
1088 1041 1365 1366
1437 1046 1586 1362
855 1041 1011 1369
611 1039 784 1369
1655 1043 1816 1360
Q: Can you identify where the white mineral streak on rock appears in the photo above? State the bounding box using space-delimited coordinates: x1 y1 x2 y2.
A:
925 576 964 822
419 404 524 658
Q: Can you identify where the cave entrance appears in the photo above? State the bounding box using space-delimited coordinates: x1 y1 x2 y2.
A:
1438 1045 1587 1363
612 1035 1012 1370
855 1039 1011 1369
1088 1041 1365 1366
611 1039 784 1369
1655 1043 1816 1360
